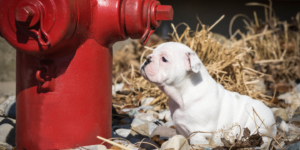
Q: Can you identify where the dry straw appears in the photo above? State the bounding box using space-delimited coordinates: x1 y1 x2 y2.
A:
111 1 300 148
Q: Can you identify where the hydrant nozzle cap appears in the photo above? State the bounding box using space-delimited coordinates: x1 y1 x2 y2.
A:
155 5 173 21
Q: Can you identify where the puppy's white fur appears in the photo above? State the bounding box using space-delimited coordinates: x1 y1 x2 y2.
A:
140 42 276 148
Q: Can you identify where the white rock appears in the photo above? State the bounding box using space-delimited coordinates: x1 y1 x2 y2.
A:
112 83 124 95
278 91 300 115
272 108 289 121
131 118 151 127
158 110 171 121
146 109 159 115
122 106 154 113
148 122 158 135
141 97 155 106
115 129 132 138
151 126 177 138
278 91 300 104
0 96 15 116
134 113 156 122
164 120 174 128
161 135 189 150
73 145 107 150
294 83 300 93
126 144 139 150
0 118 15 146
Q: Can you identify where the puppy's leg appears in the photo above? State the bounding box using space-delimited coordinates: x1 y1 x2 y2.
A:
189 134 210 147
261 136 272 150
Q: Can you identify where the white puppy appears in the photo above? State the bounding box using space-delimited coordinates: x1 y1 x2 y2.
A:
140 42 276 148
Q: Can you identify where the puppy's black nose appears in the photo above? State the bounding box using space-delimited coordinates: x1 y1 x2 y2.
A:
141 56 152 70
145 57 152 64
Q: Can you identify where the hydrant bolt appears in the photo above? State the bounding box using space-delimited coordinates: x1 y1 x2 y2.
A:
155 5 173 21
15 6 35 23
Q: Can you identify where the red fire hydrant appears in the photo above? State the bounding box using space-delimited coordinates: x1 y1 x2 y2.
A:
0 0 173 149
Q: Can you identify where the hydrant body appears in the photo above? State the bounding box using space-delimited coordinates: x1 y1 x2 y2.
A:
0 0 173 149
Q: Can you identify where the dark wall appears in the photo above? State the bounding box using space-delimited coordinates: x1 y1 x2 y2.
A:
156 0 300 38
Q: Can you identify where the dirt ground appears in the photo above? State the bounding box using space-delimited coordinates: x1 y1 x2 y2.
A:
0 37 16 97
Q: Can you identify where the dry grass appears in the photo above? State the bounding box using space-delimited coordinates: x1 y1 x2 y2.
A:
111 1 300 149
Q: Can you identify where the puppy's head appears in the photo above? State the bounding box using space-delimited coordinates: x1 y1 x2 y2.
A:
140 42 202 86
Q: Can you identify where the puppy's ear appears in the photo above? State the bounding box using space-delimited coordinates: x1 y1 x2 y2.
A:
185 52 201 73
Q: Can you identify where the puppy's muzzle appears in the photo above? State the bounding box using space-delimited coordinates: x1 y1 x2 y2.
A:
141 56 152 70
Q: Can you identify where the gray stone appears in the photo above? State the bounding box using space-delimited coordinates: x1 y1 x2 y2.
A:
161 135 189 150
148 122 158 135
73 144 107 150
0 96 16 119
121 118 133 124
0 142 14 150
273 108 289 121
112 83 124 95
115 129 132 138
164 120 174 128
139 138 159 150
128 109 140 116
158 110 171 122
285 141 300 150
150 126 177 138
134 113 156 122
0 118 15 146
122 106 154 113
131 118 151 127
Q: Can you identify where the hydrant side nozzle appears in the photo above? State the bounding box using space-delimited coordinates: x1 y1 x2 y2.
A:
155 5 173 21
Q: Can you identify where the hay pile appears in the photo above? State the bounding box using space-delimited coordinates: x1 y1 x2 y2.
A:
111 2 300 149
113 11 300 109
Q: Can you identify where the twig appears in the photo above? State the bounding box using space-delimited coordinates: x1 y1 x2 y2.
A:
208 15 225 31
252 108 282 149
179 131 215 150
97 136 132 150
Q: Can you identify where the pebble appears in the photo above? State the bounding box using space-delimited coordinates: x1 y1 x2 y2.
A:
131 118 151 127
139 138 159 150
150 126 177 138
285 141 300 150
134 113 156 122
272 108 289 121
124 106 154 117
128 109 140 116
0 118 15 147
73 145 107 150
163 120 174 128
0 96 16 119
161 135 189 150
148 122 158 135
115 129 132 138
112 83 124 95
0 142 13 150
158 110 171 122
141 97 155 106
146 109 159 115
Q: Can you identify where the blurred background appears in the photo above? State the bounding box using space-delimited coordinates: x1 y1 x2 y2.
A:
0 0 300 96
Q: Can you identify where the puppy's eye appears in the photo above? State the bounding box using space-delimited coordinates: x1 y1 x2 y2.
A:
162 57 168 62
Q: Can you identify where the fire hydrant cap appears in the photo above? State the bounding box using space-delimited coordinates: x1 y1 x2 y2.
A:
156 5 173 21
0 0 77 54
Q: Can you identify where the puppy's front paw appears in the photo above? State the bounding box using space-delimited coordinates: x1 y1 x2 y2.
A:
189 134 210 147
